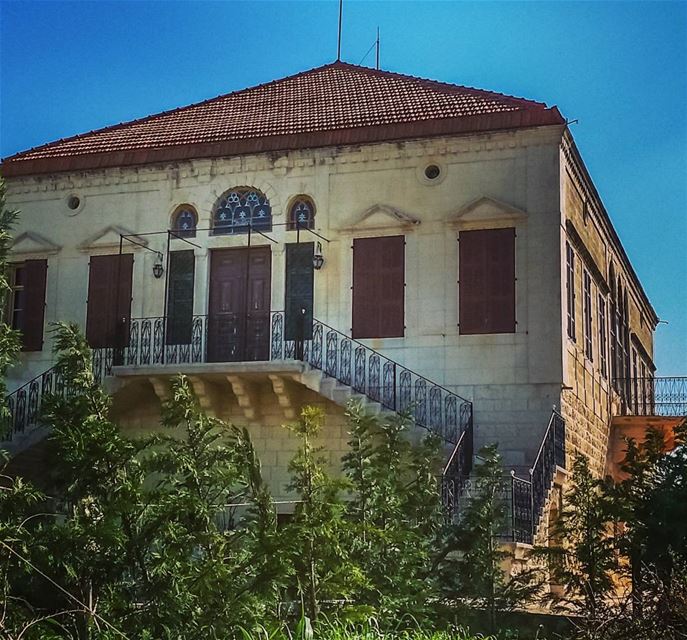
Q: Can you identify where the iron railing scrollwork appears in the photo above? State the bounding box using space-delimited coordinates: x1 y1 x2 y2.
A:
510 474 534 543
441 419 474 522
93 315 208 382
90 311 473 448
289 315 472 446
2 366 66 442
613 376 687 417
504 410 566 545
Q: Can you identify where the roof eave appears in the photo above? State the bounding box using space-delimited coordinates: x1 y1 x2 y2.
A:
1 108 565 178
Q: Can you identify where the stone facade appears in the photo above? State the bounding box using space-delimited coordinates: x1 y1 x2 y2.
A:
4 121 656 493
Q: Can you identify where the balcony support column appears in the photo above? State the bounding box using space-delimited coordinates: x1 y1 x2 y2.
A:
148 376 171 403
268 374 297 420
227 375 260 420
188 376 218 418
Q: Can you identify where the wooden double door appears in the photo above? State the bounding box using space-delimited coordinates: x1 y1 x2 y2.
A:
207 246 271 362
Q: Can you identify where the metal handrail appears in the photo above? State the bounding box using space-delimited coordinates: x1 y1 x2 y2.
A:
279 314 472 444
529 409 565 475
312 316 471 407
2 365 64 442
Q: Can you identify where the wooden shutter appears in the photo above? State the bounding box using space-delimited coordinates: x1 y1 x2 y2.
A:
459 228 515 334
86 254 133 348
21 259 47 351
352 236 404 339
285 242 314 341
166 250 195 345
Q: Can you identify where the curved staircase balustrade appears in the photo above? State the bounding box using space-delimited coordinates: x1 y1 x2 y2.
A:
2 366 65 442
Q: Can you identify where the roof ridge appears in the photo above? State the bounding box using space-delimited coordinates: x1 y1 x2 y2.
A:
331 60 549 109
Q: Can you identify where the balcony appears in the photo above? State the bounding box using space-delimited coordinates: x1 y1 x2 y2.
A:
92 312 472 446
613 376 687 418
607 376 686 480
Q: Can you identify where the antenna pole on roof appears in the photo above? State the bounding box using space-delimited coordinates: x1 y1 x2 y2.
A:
376 26 380 69
337 0 343 61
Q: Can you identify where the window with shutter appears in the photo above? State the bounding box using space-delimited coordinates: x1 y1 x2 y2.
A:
566 242 576 342
6 260 47 351
166 250 195 345
86 254 133 349
352 236 404 339
459 228 515 335
583 269 593 361
598 294 608 378
285 242 314 341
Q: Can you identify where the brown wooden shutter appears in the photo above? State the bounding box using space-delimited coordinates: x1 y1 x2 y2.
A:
285 242 314 341
21 259 47 351
166 250 195 345
352 236 404 339
458 231 487 334
459 228 515 334
86 254 133 348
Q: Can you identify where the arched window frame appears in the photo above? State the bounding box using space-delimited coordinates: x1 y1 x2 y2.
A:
170 205 198 238
212 187 272 235
287 196 316 231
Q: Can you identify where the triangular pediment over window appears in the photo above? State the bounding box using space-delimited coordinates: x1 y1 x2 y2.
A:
450 196 527 228
11 231 61 256
339 204 421 232
78 225 148 251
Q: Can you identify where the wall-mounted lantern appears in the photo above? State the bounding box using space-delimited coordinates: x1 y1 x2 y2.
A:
152 252 164 279
313 241 324 270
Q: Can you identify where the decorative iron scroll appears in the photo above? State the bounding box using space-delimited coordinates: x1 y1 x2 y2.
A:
510 474 534 544
2 366 66 442
614 376 687 417
441 420 474 523
89 311 473 447
268 312 472 446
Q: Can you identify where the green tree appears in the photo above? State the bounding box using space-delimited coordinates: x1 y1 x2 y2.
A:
437 445 540 633
543 454 616 628
0 177 21 438
283 406 361 622
342 401 443 618
606 421 687 638
2 324 285 639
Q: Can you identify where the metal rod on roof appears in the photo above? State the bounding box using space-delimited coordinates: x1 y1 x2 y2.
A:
376 27 380 70
337 0 343 61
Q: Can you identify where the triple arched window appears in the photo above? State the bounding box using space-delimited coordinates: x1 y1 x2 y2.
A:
288 196 316 230
213 187 272 235
171 205 198 238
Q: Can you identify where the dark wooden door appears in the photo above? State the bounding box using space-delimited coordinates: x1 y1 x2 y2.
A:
86 254 134 349
166 250 195 345
208 247 271 362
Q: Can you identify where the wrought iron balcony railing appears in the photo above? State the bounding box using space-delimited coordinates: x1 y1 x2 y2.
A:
92 312 473 446
2 366 65 442
613 377 687 417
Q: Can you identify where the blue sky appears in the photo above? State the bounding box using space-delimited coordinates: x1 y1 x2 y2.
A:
1 1 685 374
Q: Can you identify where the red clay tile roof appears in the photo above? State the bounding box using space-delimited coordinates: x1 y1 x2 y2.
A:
2 61 565 176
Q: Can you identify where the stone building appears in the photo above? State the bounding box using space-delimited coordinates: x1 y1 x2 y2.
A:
2 62 683 542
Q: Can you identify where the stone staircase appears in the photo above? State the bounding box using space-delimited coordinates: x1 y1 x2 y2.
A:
446 410 567 545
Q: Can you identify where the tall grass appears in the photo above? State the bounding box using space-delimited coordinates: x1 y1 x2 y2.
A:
238 616 498 640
